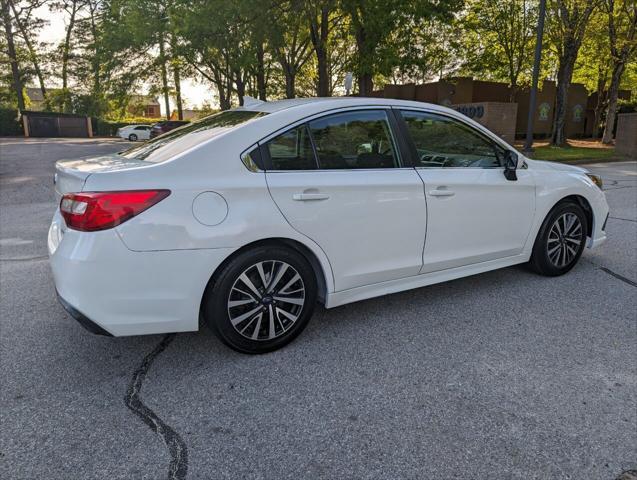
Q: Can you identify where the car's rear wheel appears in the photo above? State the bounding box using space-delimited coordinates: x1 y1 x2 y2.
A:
202 246 317 354
128 133 138 141
529 201 588 276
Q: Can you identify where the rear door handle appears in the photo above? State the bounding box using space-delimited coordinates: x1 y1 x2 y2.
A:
429 189 455 197
292 193 330 201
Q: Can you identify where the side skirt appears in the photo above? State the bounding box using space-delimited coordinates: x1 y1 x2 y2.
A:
325 253 530 308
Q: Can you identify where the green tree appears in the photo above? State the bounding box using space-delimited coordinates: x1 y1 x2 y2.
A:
547 0 599 146
268 0 313 98
1 0 26 110
461 0 537 100
51 0 83 112
601 0 636 143
7 0 49 104
572 10 611 137
341 0 461 96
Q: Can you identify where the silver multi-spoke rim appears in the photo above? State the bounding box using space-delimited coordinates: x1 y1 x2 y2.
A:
227 260 305 341
547 213 582 268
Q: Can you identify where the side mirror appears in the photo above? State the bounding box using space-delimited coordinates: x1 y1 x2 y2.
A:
503 150 518 181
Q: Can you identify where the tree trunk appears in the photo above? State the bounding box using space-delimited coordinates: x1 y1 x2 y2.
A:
592 71 607 139
255 42 267 101
358 73 373 97
234 71 245 106
169 33 183 120
173 63 183 120
8 0 46 102
309 6 330 97
87 0 101 115
158 38 171 120
213 73 231 110
602 61 625 144
284 68 296 99
354 27 374 96
551 45 577 146
1 0 25 111
61 1 78 112
509 81 517 103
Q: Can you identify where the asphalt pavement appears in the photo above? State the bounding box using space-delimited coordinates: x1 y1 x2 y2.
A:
1 138 636 480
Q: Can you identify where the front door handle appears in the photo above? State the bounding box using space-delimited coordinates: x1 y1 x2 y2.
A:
293 193 330 201
429 189 455 197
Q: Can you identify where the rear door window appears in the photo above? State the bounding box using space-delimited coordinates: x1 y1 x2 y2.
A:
265 125 317 170
308 110 399 169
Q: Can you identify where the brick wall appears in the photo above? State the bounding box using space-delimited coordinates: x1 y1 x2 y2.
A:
453 102 518 144
615 113 637 158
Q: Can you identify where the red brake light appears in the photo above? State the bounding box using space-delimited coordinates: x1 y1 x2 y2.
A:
60 190 170 232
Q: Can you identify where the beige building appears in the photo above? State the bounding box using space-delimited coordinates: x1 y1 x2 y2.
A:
170 109 204 121
25 87 49 111
374 77 631 140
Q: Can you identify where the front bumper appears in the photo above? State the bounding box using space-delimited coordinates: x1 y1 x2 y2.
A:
49 210 235 336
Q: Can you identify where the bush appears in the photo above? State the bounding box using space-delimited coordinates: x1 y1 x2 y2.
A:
0 108 23 136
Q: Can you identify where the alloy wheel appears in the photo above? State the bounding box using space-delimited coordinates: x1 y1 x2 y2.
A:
546 212 583 268
227 260 305 341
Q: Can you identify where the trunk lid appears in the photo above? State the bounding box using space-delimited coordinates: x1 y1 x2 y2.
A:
54 154 147 198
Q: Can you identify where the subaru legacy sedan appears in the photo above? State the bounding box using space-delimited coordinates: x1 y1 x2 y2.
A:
49 97 609 353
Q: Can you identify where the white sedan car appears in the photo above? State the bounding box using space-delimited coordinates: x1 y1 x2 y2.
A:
116 124 151 141
49 98 609 353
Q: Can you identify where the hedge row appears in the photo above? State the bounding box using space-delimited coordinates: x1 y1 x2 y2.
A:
0 108 23 136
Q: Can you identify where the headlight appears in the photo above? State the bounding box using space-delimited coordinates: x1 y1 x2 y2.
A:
586 173 603 190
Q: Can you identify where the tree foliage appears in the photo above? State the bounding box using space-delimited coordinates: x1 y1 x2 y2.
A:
1 0 634 142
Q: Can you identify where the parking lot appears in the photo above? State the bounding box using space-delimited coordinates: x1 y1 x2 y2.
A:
1 137 635 480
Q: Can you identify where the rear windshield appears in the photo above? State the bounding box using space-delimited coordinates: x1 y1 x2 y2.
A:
120 110 268 162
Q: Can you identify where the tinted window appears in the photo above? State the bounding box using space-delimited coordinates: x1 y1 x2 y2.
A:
309 110 399 169
266 124 317 170
121 110 267 162
401 110 502 168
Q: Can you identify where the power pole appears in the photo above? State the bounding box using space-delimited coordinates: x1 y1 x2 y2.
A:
523 0 547 154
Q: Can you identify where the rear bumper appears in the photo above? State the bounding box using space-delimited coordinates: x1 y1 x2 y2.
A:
49 210 235 336
57 292 112 336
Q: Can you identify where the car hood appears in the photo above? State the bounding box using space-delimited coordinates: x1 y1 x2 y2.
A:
525 158 588 174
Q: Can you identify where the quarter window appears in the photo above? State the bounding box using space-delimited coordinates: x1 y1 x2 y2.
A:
266 124 317 170
400 110 502 168
309 110 399 169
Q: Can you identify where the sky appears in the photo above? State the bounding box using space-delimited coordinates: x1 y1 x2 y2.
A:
36 6 212 114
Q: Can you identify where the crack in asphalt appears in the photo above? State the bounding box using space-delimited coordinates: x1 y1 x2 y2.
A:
125 334 189 480
599 267 637 288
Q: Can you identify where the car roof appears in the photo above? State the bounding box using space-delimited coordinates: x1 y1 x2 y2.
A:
240 96 456 115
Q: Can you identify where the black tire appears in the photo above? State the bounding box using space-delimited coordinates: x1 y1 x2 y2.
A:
529 201 588 276
202 246 317 354
128 133 138 141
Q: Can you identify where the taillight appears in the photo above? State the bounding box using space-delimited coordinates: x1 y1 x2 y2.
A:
60 190 170 232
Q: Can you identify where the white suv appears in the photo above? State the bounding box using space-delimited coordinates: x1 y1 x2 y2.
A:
49 97 609 353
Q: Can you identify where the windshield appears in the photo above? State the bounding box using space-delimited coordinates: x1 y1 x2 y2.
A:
120 110 268 162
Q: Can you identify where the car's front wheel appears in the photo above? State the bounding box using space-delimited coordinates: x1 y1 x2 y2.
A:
529 201 588 276
202 246 317 354
128 133 138 141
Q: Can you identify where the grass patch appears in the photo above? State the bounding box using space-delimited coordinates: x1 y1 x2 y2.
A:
525 145 618 162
